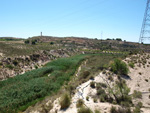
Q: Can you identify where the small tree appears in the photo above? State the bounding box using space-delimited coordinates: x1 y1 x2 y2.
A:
116 38 122 41
111 59 129 75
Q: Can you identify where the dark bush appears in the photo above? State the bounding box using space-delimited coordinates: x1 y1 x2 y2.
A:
50 42 54 45
90 82 95 88
110 106 117 113
82 71 90 79
116 38 122 41
31 40 36 45
24 40 29 44
13 60 18 66
86 96 89 101
108 75 113 81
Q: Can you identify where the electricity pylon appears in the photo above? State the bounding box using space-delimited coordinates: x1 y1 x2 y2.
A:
139 0 150 43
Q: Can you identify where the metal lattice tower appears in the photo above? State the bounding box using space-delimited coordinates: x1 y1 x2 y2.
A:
139 0 150 43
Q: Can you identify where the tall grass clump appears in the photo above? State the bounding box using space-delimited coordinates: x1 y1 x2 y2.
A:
60 93 71 109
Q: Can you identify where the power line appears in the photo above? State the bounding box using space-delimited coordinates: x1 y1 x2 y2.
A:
41 0 109 28
43 0 110 32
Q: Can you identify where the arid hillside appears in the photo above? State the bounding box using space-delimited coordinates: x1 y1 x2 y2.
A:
0 36 150 113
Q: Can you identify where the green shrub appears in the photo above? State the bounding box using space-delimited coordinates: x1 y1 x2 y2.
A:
137 102 143 108
97 89 105 96
111 59 129 75
60 93 71 109
128 62 134 68
94 109 101 113
97 88 108 102
110 106 131 113
76 99 84 108
98 83 107 88
78 107 92 113
99 93 108 102
5 64 14 70
86 96 89 101
110 106 117 113
93 98 97 103
132 90 142 99
133 106 140 113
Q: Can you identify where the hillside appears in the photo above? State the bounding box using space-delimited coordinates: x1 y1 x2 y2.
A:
0 36 150 113
0 36 150 80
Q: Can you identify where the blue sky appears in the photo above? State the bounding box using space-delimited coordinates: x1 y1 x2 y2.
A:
0 0 147 42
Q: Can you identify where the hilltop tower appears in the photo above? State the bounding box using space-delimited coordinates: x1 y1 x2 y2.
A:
139 0 150 43
41 32 42 36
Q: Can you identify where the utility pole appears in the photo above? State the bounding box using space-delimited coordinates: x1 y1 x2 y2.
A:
101 31 103 40
139 0 150 43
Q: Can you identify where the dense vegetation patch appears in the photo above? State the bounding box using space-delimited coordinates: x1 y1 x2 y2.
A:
0 53 126 112
0 54 86 113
